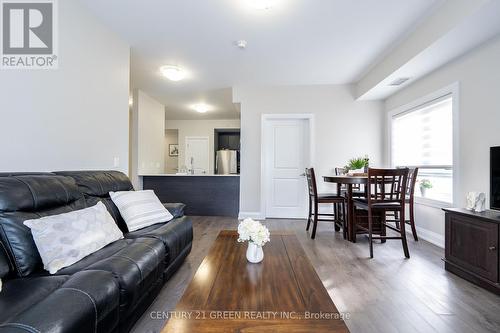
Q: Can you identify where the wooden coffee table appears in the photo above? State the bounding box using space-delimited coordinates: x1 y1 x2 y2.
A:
162 230 350 332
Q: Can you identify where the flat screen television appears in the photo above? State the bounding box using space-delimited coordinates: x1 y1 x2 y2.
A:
491 146 500 210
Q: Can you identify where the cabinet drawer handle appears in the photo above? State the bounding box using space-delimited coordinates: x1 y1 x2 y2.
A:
489 246 497 251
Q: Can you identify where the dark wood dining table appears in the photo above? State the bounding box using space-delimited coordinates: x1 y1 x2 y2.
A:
323 175 368 242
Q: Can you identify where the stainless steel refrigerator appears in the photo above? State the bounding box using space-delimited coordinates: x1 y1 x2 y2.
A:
216 150 238 174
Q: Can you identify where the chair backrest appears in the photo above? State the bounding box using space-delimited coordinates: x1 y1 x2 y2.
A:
335 167 346 176
397 167 419 200
305 168 318 198
334 167 348 191
366 168 409 204
407 167 419 200
336 167 363 192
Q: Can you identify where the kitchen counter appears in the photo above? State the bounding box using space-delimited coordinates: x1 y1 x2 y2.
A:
139 174 240 177
142 174 240 217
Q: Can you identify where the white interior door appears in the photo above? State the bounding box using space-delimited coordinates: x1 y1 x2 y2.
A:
185 137 209 174
264 118 310 218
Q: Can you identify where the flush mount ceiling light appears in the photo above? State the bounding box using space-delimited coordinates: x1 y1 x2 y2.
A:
236 40 247 49
192 103 212 113
160 65 187 81
249 0 277 10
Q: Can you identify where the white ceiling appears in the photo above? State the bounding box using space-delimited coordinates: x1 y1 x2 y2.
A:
358 0 500 100
79 0 440 119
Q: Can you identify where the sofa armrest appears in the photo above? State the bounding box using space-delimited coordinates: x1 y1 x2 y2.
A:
0 270 120 333
163 202 186 218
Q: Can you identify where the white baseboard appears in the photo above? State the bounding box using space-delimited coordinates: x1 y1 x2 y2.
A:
319 206 445 248
238 211 266 220
407 226 444 248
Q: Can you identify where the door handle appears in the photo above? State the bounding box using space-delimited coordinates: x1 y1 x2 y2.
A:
488 246 497 251
299 173 306 177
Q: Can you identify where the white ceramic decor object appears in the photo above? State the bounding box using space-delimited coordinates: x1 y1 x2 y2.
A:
475 192 486 212
246 242 264 263
348 168 364 175
466 192 477 210
238 218 270 263
466 192 487 212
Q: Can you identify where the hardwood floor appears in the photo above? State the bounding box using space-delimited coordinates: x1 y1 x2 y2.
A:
132 216 500 333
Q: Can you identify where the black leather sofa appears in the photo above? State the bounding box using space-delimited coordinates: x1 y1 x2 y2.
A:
0 171 193 333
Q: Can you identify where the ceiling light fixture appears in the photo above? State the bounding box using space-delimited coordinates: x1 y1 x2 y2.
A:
249 0 276 10
192 103 211 113
160 65 187 81
236 40 247 49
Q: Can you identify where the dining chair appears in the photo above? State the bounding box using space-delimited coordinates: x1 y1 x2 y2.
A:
305 168 346 239
352 168 410 258
387 167 419 241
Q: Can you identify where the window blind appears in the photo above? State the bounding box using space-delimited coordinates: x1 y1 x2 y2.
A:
391 95 453 168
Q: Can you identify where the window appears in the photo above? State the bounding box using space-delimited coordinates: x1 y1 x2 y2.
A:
391 95 453 204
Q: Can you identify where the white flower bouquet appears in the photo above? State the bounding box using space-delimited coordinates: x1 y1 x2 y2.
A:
237 218 270 247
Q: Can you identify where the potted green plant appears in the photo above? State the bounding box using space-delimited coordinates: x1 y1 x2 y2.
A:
419 179 432 197
345 155 369 174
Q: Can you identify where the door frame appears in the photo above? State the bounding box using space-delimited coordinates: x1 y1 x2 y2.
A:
261 114 315 219
185 136 210 174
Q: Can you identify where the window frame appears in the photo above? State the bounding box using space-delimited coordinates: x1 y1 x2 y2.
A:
387 83 460 208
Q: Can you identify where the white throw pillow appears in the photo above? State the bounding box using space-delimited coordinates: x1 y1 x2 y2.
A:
24 202 124 274
109 190 174 232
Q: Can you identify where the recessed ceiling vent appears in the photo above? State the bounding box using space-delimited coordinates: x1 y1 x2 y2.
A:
389 77 410 86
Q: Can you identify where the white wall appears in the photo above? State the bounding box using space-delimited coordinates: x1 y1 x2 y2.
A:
0 0 129 173
166 119 241 174
132 90 166 181
385 35 500 247
233 85 384 218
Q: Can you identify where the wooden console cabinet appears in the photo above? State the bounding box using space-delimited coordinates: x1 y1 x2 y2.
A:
443 208 500 294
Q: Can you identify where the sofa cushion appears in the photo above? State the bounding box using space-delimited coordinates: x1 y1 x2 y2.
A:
0 172 55 178
0 242 9 280
163 202 186 218
49 239 128 273
24 202 124 274
84 196 128 233
55 171 134 232
0 175 86 277
126 216 193 266
57 238 165 316
54 171 134 197
0 270 120 333
54 171 188 230
0 242 11 292
0 175 83 212
110 190 174 232
0 275 68 323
